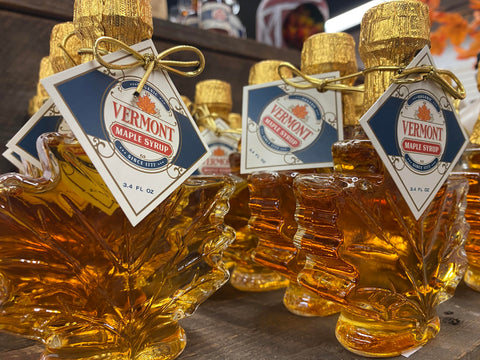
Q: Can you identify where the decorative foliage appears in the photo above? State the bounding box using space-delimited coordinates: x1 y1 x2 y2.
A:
422 0 480 59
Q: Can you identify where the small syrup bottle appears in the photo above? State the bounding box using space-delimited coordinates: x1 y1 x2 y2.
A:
454 59 480 291
248 34 357 316
294 1 469 356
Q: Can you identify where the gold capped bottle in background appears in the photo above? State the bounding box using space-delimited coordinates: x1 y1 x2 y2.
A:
28 57 54 116
0 1 235 359
194 78 234 150
454 60 480 291
248 35 357 316
294 1 469 356
194 76 289 291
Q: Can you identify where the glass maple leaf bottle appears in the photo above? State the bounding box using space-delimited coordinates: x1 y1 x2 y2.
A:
455 62 480 291
0 1 235 360
248 34 357 316
194 76 289 291
294 0 469 357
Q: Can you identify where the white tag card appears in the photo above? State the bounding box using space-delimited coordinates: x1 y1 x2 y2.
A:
241 72 343 174
6 99 71 169
360 46 469 219
42 39 210 226
197 118 240 175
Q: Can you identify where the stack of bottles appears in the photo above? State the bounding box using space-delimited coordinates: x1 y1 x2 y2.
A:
294 0 469 357
0 0 475 359
0 1 236 360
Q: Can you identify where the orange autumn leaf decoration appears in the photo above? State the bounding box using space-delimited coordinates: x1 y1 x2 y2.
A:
136 95 156 115
420 0 480 59
291 105 308 119
417 104 431 121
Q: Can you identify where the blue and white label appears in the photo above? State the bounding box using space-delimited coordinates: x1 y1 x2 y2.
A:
6 98 72 170
42 39 210 226
197 118 239 175
241 71 343 173
360 46 468 219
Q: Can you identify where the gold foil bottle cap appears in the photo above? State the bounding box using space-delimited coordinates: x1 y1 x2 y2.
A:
181 95 194 114
228 113 242 129
301 32 357 77
73 0 153 62
49 22 82 73
248 60 293 85
359 0 430 111
28 57 54 116
301 32 358 126
194 79 233 120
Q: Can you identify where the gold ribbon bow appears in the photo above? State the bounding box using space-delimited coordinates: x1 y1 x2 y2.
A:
277 62 364 93
193 105 242 141
278 61 466 101
93 36 205 96
391 65 466 100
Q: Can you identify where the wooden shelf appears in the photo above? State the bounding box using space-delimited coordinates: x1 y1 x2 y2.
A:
2 281 480 359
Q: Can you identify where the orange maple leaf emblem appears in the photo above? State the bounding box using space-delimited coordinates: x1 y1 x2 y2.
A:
213 147 225 156
291 105 308 119
136 95 156 115
417 104 431 121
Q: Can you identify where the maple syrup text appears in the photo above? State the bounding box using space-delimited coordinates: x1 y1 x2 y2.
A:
112 101 175 142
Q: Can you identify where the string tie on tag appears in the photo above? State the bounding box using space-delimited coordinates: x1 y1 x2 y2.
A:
277 62 364 93
58 31 80 68
278 62 466 101
392 65 466 100
193 105 242 141
92 36 205 97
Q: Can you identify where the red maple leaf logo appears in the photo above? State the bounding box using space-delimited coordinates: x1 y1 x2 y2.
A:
213 147 225 156
417 104 431 121
291 105 308 119
136 95 156 115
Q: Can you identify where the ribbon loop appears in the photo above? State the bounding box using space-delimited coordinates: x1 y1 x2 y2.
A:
92 36 205 96
278 62 364 93
393 65 466 100
193 105 242 141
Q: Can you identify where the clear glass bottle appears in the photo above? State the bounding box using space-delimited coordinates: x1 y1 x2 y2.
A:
194 79 237 175
294 1 469 356
454 64 480 290
0 1 235 360
195 77 289 291
248 34 357 316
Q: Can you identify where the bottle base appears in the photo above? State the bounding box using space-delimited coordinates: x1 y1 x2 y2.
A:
464 266 480 291
283 283 341 317
335 311 439 358
41 322 187 360
230 264 289 291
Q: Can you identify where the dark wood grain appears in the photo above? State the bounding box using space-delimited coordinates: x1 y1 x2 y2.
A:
2 281 480 360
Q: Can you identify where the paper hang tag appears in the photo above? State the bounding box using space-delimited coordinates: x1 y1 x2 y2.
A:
6 98 72 170
359 46 469 220
42 39 210 226
2 149 24 173
241 71 343 174
197 118 240 175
